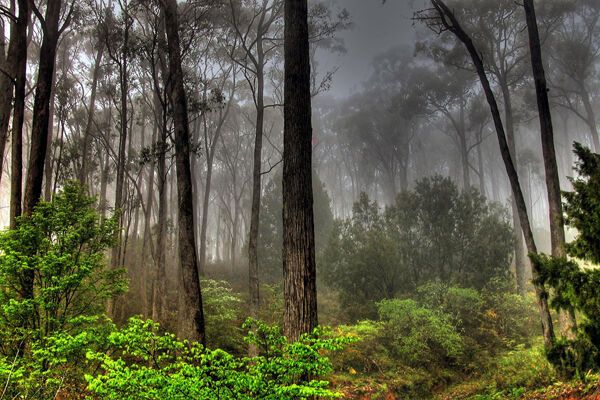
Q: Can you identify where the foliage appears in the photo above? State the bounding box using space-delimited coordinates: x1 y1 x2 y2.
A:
86 317 356 400
525 144 600 378
202 279 244 352
563 142 600 263
376 299 464 368
321 176 514 319
492 344 557 392
531 254 600 378
0 182 126 398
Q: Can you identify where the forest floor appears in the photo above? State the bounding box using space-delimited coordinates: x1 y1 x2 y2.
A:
333 373 600 400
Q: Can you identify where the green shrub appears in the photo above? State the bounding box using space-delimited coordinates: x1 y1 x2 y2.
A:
331 320 390 374
86 317 355 400
202 279 244 352
377 299 464 367
492 343 556 392
0 182 126 398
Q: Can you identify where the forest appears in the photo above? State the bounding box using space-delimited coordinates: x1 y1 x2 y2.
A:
0 0 599 398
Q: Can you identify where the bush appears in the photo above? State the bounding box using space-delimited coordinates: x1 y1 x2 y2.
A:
86 317 356 400
0 182 126 398
377 299 464 368
202 279 244 352
492 343 556 392
331 320 390 374
320 177 514 320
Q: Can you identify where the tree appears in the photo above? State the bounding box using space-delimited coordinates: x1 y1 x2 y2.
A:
321 177 514 320
258 170 333 282
418 0 555 348
227 0 283 322
9 0 30 228
160 0 205 344
524 0 576 339
282 0 317 341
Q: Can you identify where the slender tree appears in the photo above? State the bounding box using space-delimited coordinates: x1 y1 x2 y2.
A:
422 0 555 348
523 0 577 340
282 0 317 341
161 0 206 344
9 0 29 228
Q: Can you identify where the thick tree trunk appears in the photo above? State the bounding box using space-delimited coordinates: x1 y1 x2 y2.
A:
162 0 205 344
430 0 555 348
283 0 318 341
23 1 62 216
9 0 29 228
524 0 577 339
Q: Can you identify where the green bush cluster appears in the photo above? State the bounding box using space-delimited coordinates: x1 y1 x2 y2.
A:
330 282 539 397
86 317 355 400
0 183 353 399
320 176 514 320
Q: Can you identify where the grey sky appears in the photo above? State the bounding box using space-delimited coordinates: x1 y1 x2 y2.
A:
319 0 428 98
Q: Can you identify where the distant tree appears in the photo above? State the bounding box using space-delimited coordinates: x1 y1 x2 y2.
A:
321 176 514 320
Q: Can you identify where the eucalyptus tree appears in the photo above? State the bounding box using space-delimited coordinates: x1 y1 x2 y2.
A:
418 0 556 349
282 0 316 341
226 0 283 320
161 0 205 344
9 0 30 228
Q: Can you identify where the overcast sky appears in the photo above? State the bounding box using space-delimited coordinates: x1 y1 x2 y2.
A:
319 0 428 98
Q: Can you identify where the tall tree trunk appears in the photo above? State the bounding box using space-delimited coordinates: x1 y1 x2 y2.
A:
283 0 318 341
500 78 528 296
43 64 58 202
23 0 63 216
524 0 577 340
430 0 555 349
459 101 470 189
9 0 30 228
162 0 205 344
152 92 168 324
79 41 105 184
0 1 16 181
248 53 265 322
476 137 485 196
110 17 130 271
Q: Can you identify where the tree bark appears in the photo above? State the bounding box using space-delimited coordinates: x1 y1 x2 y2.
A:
0 1 16 181
283 0 318 341
429 0 555 349
524 0 577 339
9 0 29 228
161 0 205 344
23 0 63 216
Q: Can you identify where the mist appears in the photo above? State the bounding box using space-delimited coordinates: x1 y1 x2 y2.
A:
0 0 599 398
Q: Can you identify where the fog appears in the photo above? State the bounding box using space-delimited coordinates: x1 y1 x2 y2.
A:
0 0 599 398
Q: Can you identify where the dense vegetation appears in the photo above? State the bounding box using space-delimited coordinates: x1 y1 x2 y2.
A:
1 0 600 398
